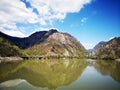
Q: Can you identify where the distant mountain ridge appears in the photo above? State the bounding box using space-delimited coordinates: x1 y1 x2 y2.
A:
0 29 58 49
92 37 120 59
0 29 87 57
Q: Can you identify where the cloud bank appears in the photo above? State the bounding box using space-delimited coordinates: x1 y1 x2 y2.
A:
0 0 91 37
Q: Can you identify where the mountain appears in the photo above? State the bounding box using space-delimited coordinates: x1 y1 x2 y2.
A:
0 29 87 57
92 37 120 59
92 41 107 56
25 30 87 57
0 29 58 49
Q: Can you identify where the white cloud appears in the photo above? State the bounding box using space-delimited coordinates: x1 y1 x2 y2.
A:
0 0 39 37
29 0 91 23
81 17 88 23
0 0 91 37
2 30 26 37
0 0 38 24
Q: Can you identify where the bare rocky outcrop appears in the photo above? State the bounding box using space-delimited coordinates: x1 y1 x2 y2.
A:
26 30 87 57
92 37 120 59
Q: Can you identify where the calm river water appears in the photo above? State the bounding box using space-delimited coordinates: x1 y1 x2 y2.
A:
0 59 120 90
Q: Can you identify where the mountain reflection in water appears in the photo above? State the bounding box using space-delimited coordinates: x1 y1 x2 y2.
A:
94 60 120 83
0 59 120 90
0 59 88 89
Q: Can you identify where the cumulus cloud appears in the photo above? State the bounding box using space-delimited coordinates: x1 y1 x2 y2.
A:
29 0 91 23
0 0 38 37
0 0 91 37
0 0 38 24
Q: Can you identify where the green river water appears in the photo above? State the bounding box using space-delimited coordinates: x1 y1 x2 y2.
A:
0 59 120 90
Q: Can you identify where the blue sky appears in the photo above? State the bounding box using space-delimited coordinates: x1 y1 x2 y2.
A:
0 0 120 49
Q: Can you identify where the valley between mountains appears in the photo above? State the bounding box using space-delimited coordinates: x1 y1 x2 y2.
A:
0 29 120 60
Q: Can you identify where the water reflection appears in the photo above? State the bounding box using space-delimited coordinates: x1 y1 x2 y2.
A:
0 59 120 90
0 59 88 89
94 60 120 83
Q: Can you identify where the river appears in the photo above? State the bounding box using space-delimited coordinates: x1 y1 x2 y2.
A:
0 59 120 90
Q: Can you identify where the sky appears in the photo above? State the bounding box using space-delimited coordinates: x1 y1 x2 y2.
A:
0 0 120 49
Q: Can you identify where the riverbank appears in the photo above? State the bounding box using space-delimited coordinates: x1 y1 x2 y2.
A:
115 58 120 62
1 56 120 63
0 56 85 63
0 56 23 63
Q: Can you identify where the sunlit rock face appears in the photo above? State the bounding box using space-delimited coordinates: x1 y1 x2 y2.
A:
25 29 87 57
0 59 88 89
92 37 120 59
92 41 107 56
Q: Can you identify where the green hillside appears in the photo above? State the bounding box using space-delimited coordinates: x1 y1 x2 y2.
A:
0 36 26 57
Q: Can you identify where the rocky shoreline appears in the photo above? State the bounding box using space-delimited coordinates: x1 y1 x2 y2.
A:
115 58 120 62
0 56 23 63
0 56 120 63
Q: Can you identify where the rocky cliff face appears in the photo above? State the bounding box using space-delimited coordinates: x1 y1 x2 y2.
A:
0 29 87 57
25 30 87 57
92 41 107 56
92 37 120 59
